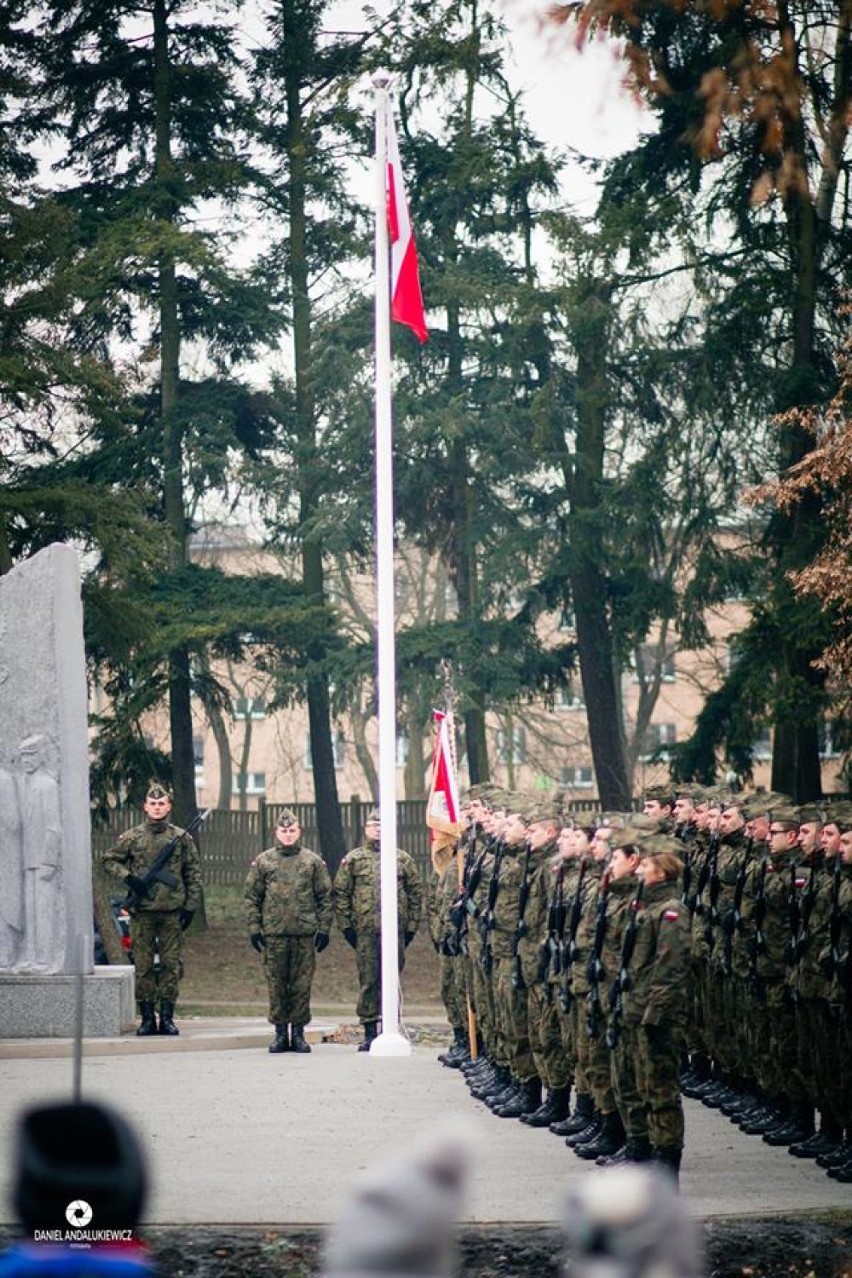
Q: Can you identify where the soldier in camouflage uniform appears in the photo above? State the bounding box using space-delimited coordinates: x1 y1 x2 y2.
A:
616 837 690 1180
517 802 572 1128
244 808 333 1054
333 808 423 1051
482 796 542 1119
100 782 202 1037
430 819 468 1066
819 810 852 1179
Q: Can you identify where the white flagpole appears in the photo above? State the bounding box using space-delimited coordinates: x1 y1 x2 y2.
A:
370 72 409 1057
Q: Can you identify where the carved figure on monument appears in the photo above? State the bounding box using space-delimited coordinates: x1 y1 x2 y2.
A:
0 757 24 968
19 734 64 972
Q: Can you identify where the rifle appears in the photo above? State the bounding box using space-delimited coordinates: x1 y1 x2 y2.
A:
790 857 819 965
748 856 768 999
822 854 843 980
123 809 208 911
585 868 609 1040
784 860 802 967
680 842 693 910
606 878 645 1050
511 842 533 990
480 839 505 976
692 839 713 917
722 837 753 976
539 859 566 1005
702 832 721 951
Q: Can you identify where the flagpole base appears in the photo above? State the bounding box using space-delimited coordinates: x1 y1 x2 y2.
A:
369 1031 411 1057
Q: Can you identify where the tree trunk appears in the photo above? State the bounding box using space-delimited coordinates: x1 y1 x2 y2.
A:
154 0 198 830
567 281 631 811
284 3 346 874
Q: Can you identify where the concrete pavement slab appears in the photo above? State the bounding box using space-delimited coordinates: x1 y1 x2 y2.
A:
0 1030 849 1226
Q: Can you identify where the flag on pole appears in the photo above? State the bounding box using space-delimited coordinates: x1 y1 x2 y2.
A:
426 710 462 853
385 101 428 343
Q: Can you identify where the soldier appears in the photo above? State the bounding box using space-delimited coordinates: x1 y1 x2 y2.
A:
244 808 333 1054
333 808 423 1052
100 782 202 1037
642 786 674 832
819 809 852 1179
482 796 542 1119
431 806 468 1068
517 800 570 1127
619 837 690 1180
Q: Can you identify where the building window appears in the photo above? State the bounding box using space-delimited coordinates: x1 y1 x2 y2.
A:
642 723 677 758
233 772 266 795
633 647 676 683
303 730 346 770
752 729 772 761
561 765 594 789
233 695 266 720
396 733 410 768
496 725 527 765
557 685 585 710
558 607 576 632
818 719 842 759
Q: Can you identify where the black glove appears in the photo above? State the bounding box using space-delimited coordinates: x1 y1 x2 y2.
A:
343 926 357 948
125 874 149 897
404 931 415 948
178 908 194 931
314 931 330 953
250 932 265 953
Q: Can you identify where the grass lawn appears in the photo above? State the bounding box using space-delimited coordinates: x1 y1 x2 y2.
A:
179 885 445 1018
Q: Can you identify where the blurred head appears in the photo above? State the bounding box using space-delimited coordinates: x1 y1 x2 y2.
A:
14 1101 147 1232
276 809 302 846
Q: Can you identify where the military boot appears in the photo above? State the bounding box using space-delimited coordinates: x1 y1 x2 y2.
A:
358 1021 378 1052
136 1001 157 1037
652 1145 682 1184
290 1025 311 1054
494 1077 542 1119
574 1110 625 1160
550 1092 593 1137
521 1086 571 1128
159 996 181 1037
269 1025 290 1053
158 1001 179 1036
597 1135 653 1166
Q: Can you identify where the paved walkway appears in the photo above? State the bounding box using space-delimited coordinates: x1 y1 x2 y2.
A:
1 1018 849 1226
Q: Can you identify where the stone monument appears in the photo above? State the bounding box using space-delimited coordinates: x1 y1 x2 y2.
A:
0 544 135 1036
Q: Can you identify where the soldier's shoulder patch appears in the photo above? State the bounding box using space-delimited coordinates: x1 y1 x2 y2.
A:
249 857 258 868
795 877 807 888
663 909 680 921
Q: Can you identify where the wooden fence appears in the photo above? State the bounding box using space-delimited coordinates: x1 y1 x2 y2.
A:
90 795 617 889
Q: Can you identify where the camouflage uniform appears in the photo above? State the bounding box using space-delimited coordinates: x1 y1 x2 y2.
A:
431 849 466 1033
244 839 332 1027
787 848 833 1128
618 878 690 1152
568 861 616 1116
100 816 202 1005
518 843 569 1091
333 837 423 1024
490 841 536 1084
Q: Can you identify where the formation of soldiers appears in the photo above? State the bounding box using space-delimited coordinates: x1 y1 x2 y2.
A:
428 783 852 1185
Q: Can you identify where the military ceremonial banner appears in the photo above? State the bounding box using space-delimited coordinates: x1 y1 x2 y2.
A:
385 99 428 343
426 710 462 850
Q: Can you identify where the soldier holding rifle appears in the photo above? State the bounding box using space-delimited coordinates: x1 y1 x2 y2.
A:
101 782 203 1037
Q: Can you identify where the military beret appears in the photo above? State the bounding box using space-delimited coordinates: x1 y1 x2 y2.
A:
643 784 674 805
740 791 793 820
822 801 852 830
769 806 801 827
795 803 826 825
365 806 381 823
629 812 664 832
597 811 629 829
637 833 683 858
525 798 563 826
145 782 171 802
276 807 299 828
611 827 644 851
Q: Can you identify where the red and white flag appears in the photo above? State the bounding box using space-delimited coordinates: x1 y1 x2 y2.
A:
426 710 461 842
385 102 428 343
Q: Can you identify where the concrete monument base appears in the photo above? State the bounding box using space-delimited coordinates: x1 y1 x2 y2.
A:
0 966 136 1038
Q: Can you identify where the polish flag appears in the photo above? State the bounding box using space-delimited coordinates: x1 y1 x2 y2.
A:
385 102 428 343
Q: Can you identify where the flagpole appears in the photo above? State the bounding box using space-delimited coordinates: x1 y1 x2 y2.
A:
371 71 409 1058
